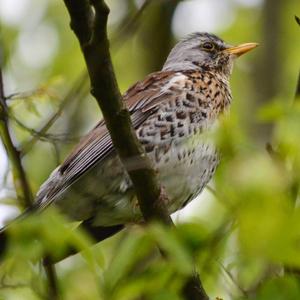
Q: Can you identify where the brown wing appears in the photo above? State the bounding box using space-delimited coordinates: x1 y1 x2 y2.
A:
59 70 176 175
35 70 179 207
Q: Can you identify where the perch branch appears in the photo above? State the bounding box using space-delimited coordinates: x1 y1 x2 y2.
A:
62 1 208 299
63 0 172 224
0 68 59 299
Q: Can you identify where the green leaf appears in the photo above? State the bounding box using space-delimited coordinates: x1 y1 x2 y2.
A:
257 277 300 300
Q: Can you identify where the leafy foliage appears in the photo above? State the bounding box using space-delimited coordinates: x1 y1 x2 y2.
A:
0 0 300 299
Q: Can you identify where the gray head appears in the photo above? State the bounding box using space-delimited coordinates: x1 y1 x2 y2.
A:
163 32 258 78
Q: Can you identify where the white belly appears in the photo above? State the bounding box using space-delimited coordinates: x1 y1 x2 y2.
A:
54 137 218 226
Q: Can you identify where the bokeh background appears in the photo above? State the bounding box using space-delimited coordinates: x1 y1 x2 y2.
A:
0 0 300 299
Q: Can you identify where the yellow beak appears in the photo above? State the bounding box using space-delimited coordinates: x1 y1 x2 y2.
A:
224 42 259 56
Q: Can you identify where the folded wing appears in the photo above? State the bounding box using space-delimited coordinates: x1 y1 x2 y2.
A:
35 71 180 209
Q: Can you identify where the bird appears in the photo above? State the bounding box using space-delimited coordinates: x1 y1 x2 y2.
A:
0 33 257 259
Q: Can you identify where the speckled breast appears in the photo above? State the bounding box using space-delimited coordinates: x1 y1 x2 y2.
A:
151 132 219 214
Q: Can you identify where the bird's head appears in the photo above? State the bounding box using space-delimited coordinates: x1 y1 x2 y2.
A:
163 32 258 78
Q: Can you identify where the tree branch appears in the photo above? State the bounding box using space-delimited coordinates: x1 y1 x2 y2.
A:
0 70 33 208
0 68 59 299
63 0 172 225
62 1 209 299
63 0 94 45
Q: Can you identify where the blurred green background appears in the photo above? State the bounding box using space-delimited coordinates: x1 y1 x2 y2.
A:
0 0 300 299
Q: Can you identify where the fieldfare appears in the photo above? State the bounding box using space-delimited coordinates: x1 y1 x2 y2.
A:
1 32 258 246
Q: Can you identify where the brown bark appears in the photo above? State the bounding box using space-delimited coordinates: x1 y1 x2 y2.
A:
62 1 208 299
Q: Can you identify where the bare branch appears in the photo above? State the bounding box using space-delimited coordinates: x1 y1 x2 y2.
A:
0 69 33 208
110 0 152 47
0 68 59 299
61 1 209 299
63 0 172 224
63 0 94 45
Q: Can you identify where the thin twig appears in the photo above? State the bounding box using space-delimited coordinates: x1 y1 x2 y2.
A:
0 274 28 290
10 112 78 143
110 0 152 47
0 68 60 299
217 260 248 297
0 69 32 207
20 72 89 156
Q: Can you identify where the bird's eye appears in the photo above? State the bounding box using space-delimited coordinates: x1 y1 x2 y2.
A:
202 42 214 51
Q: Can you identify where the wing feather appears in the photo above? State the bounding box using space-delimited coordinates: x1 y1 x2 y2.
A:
35 71 179 207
